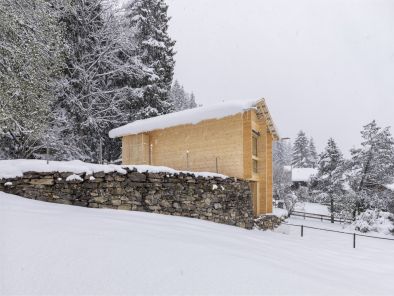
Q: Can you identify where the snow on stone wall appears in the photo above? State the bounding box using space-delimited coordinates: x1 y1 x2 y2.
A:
0 160 227 180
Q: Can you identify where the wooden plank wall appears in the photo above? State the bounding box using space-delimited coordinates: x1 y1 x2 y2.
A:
266 133 273 214
242 111 252 180
123 114 245 179
251 109 274 216
122 134 150 165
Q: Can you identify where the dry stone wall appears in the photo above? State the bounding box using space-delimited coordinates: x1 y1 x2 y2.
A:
0 168 254 229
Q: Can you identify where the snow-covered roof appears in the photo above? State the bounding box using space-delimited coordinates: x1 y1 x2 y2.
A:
386 184 394 191
291 168 318 182
109 99 272 138
0 160 227 180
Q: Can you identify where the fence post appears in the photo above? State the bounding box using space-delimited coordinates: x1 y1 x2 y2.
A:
301 225 304 237
353 233 356 249
321 215 323 222
46 145 49 165
99 138 103 165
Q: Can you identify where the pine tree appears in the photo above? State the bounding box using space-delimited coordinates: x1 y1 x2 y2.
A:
308 138 318 168
348 120 394 211
52 0 132 162
123 0 176 120
314 138 345 222
292 131 310 168
273 141 292 201
189 93 198 108
0 0 63 159
170 80 198 111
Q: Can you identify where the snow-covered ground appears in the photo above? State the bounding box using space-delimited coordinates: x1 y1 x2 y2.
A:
291 202 394 236
294 201 330 215
272 207 288 218
1 192 394 295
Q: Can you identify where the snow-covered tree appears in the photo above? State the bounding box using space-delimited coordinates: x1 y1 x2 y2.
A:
0 0 63 159
348 120 394 212
52 0 136 162
292 131 311 168
308 138 318 168
123 0 176 120
170 80 198 111
273 140 292 201
313 138 346 221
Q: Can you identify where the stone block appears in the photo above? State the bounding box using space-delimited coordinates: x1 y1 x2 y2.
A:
111 199 122 206
129 173 146 182
118 205 132 211
29 179 54 186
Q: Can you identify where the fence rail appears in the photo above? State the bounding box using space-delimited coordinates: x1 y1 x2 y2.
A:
283 222 394 248
290 210 354 224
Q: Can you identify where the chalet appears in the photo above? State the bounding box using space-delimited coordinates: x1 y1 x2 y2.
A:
291 167 318 190
109 99 279 216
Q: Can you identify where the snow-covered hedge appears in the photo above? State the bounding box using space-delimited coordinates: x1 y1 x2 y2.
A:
354 210 394 235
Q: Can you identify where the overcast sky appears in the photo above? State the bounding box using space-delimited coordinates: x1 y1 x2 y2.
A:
164 0 394 155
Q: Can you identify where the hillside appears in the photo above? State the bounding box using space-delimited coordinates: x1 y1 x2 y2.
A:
1 192 394 295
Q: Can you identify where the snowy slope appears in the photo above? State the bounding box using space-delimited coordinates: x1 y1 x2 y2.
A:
109 99 257 138
1 193 394 295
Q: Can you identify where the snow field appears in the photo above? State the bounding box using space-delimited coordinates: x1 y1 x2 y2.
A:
1 192 394 295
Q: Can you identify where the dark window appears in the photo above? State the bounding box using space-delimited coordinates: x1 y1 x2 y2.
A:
252 136 258 156
253 159 258 173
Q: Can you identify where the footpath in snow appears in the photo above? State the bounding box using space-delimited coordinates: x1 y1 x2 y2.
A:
1 193 394 295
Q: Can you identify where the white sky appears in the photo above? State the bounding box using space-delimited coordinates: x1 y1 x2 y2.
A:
165 0 394 155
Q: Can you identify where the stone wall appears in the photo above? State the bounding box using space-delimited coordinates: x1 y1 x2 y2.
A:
254 215 284 230
0 168 254 229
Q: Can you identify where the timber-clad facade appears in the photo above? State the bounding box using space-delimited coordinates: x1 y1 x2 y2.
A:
111 99 279 216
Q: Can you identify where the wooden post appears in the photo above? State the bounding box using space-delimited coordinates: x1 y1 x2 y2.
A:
99 138 103 165
353 233 356 249
46 145 49 165
301 225 304 237
330 195 334 224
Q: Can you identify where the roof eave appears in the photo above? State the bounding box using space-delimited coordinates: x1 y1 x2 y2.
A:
255 98 280 141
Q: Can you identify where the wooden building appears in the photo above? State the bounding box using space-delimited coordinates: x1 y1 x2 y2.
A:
109 99 279 216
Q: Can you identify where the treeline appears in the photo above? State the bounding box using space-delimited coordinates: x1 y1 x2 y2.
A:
0 0 196 162
274 121 394 217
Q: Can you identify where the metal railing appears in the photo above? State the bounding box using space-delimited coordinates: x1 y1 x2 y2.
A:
290 210 354 224
284 222 394 248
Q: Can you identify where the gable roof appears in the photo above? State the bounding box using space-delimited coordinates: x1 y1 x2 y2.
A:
109 98 279 139
291 168 318 182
